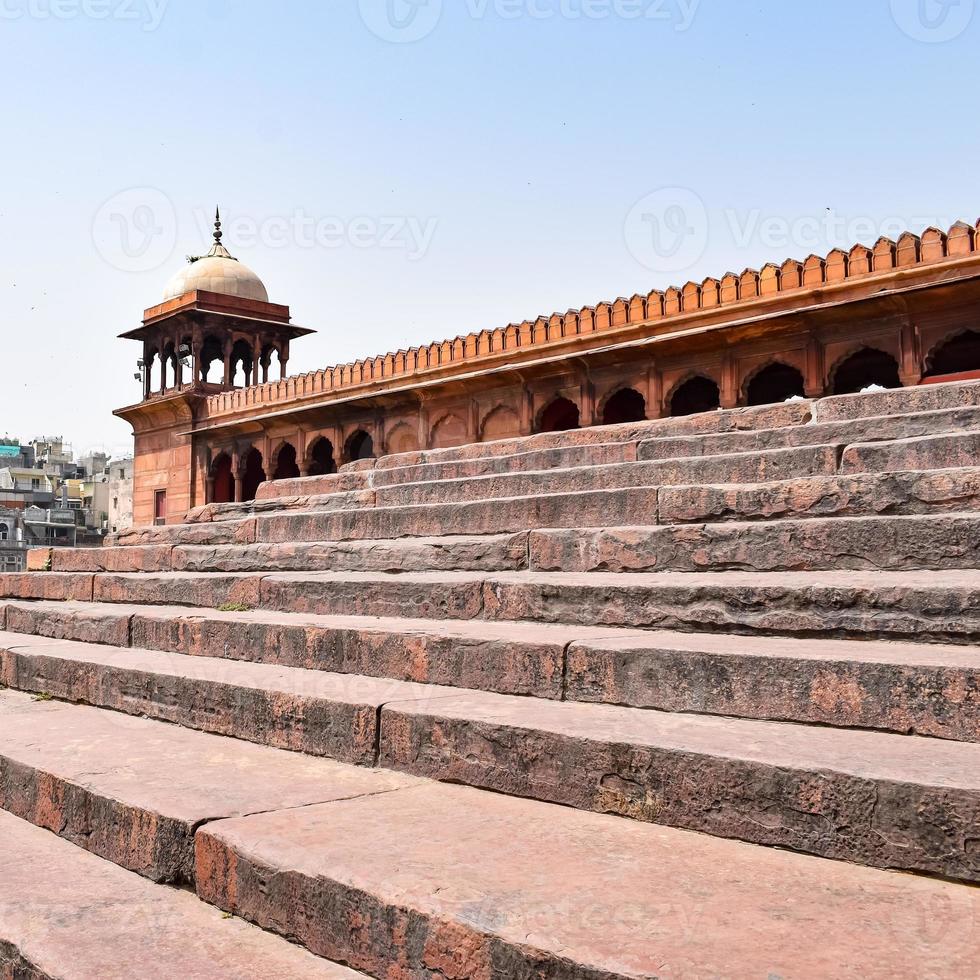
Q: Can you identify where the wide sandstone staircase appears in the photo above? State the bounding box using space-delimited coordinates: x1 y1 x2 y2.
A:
2 380 980 978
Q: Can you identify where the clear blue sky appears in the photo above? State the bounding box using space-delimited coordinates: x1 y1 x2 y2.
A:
1 0 977 455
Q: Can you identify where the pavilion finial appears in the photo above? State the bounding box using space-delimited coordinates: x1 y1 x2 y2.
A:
213 206 223 245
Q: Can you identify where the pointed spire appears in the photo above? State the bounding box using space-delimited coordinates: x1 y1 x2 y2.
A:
206 204 235 260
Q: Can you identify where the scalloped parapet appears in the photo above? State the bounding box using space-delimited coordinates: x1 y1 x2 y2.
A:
205 218 980 418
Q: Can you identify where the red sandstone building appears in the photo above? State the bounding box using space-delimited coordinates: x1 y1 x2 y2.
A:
117 213 980 527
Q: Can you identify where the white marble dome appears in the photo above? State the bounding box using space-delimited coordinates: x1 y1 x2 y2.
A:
163 211 269 303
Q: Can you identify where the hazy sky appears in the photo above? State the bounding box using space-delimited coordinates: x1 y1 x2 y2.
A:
1 0 977 456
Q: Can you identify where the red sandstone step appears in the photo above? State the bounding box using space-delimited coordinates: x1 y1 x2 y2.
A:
367 397 813 472
183 486 376 525
7 569 980 643
843 430 980 474
4 601 977 738
813 377 980 423
0 810 365 980
377 687 980 880
529 513 980 573
659 467 980 523
2 634 977 880
48 533 530 575
253 569 980 643
372 443 840 508
637 404 980 461
196 779 980 977
107 517 256 548
0 688 414 882
0 633 454 763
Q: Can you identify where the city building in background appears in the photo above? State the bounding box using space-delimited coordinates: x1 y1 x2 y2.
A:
0 437 133 559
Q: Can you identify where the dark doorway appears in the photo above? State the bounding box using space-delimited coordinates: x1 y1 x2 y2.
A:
746 363 806 406
831 349 901 395
670 377 721 417
539 397 580 433
273 443 300 481
925 331 980 378
345 430 375 463
308 438 337 476
241 448 265 502
602 388 646 425
211 453 234 504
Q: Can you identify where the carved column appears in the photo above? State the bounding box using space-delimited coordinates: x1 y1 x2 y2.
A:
719 355 739 409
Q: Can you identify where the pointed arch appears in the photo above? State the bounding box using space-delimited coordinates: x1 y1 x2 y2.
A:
600 387 646 426
537 397 580 433
744 361 806 406
924 329 980 379
669 376 720 417
829 348 901 395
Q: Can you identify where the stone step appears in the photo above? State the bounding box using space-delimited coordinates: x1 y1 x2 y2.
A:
660 467 980 523
2 639 976 880
2 690 975 978
46 533 530 575
376 686 980 880
183 486 375 525
6 602 976 738
369 441 839 494
529 513 980 573
373 443 841 507
196 779 980 978
391 398 814 461
813 377 980 422
8 569 980 644
0 688 414 882
637 405 980 461
0 810 366 980
0 632 453 764
255 569 980 644
843 430 980 474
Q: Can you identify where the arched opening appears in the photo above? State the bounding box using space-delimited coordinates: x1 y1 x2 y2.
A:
200 335 224 384
0 523 8 542
831 349 901 395
261 344 284 384
430 413 469 449
480 405 522 442
147 349 161 394
230 340 254 388
746 363 806 406
670 376 721 417
386 424 421 455
602 388 646 426
240 448 265 502
925 330 980 379
211 453 234 504
161 344 177 391
308 437 337 476
273 443 300 481
538 397 580 433
345 430 375 463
